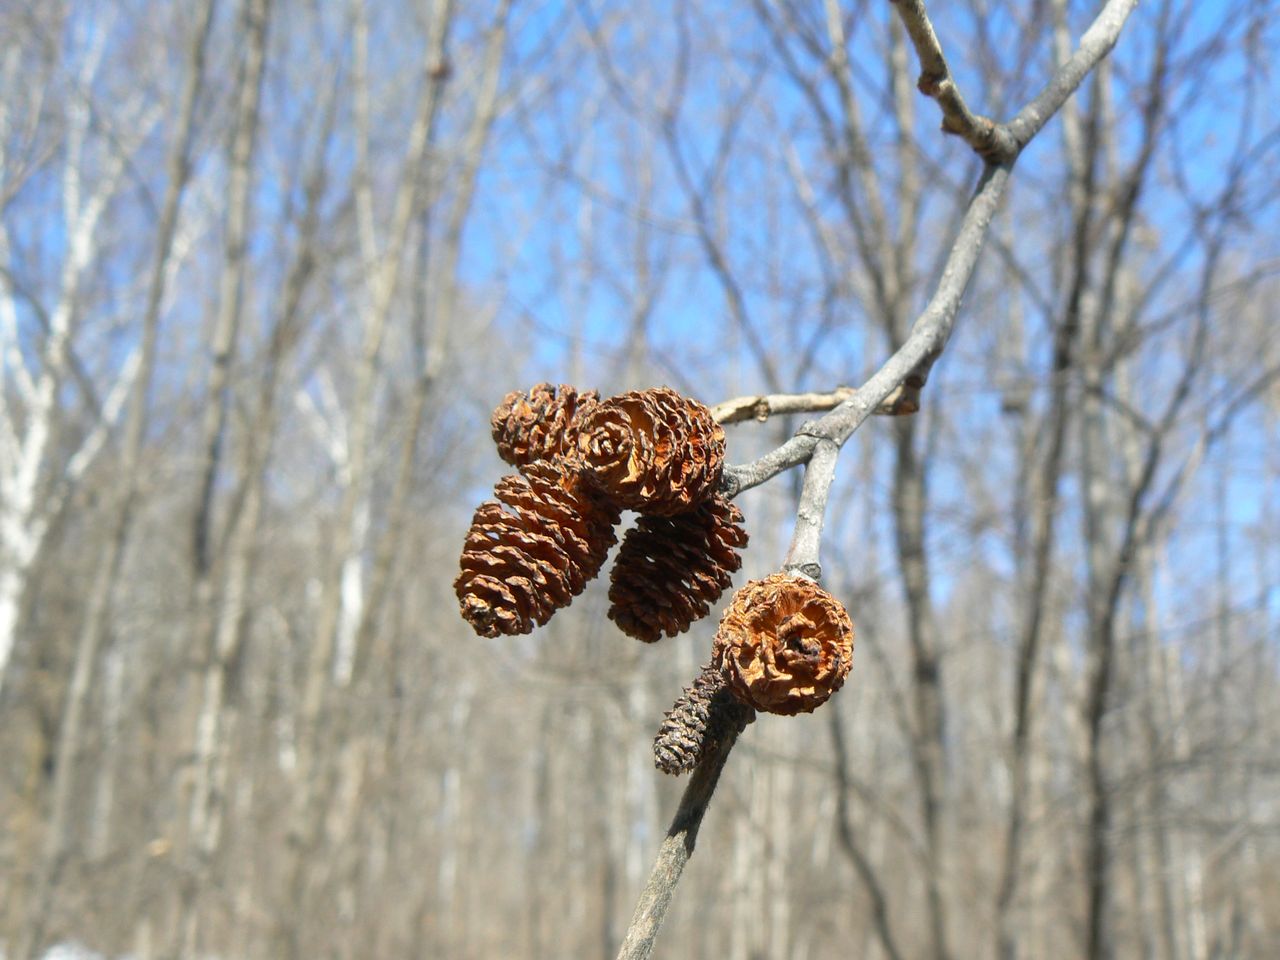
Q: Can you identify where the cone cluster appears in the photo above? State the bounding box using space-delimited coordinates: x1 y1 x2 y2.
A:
462 384 859 778
457 383 741 638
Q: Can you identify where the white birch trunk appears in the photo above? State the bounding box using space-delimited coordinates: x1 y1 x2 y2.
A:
0 568 22 690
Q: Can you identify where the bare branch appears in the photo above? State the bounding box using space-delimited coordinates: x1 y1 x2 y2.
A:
889 0 1016 161
709 384 919 425
1005 0 1140 150
783 437 839 578
893 0 1140 163
726 0 1138 499
723 161 1010 497
620 8 1142 944
615 722 744 960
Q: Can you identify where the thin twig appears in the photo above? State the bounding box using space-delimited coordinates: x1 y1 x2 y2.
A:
711 386 853 423
709 384 919 425
890 0 1017 161
892 0 1140 163
1005 0 1140 150
783 437 839 577
724 0 1138 499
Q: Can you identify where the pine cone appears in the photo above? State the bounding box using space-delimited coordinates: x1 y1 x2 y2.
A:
455 461 620 637
574 387 726 515
712 573 854 715
608 495 748 642
490 383 600 470
654 663 756 774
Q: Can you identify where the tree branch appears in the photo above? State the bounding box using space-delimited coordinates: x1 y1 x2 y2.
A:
618 3 1139 956
615 723 744 960
783 436 839 578
890 0 1016 162
723 161 1010 497
709 384 918 425
1005 0 1140 150
893 0 1140 163
724 0 1137 497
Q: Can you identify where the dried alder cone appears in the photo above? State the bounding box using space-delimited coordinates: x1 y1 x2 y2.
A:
490 382 600 470
455 461 619 637
575 387 726 515
713 573 854 715
608 495 748 643
654 663 755 775
459 381 738 639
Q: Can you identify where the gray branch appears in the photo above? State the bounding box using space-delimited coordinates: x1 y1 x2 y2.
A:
890 0 1016 161
615 723 743 960
723 161 1010 498
709 384 918 425
725 0 1138 501
617 2 1139 957
893 0 1140 162
783 436 839 576
1006 0 1140 150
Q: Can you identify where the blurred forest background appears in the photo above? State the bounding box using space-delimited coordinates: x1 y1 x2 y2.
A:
2 1 1280 958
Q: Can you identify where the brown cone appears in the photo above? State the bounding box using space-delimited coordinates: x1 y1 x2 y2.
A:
712 573 854 715
490 383 600 471
455 461 620 637
653 663 755 775
574 387 726 515
608 495 748 643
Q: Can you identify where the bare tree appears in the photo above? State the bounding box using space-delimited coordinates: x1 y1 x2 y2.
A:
0 7 162 696
11 6 218 958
